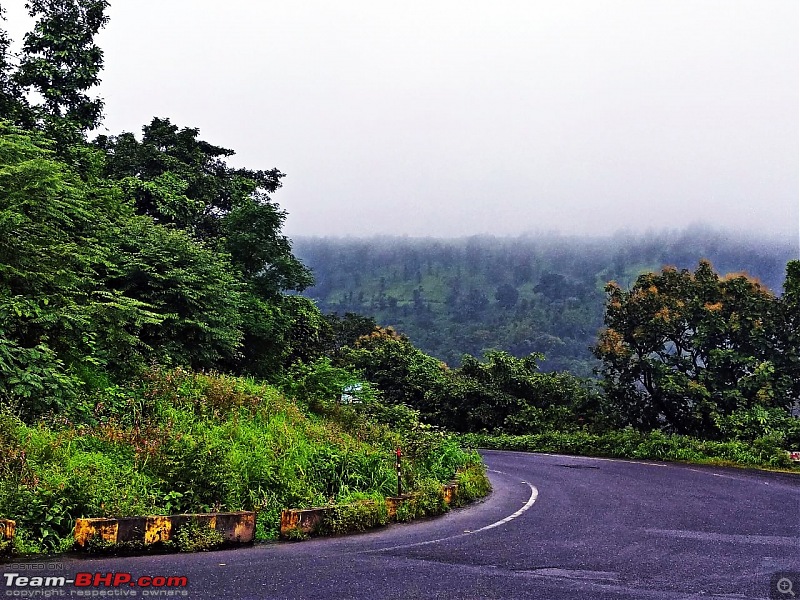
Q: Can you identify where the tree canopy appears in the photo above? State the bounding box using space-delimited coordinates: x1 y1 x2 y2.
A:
593 260 799 438
0 1 320 416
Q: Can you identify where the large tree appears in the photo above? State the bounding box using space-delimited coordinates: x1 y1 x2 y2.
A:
1 1 328 393
95 118 317 380
95 117 312 297
0 122 252 416
592 261 791 437
0 123 139 416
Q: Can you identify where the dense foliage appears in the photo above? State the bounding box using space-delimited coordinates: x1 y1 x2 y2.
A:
0 118 310 414
1 368 484 553
295 234 796 375
593 260 800 440
0 0 321 410
329 325 603 434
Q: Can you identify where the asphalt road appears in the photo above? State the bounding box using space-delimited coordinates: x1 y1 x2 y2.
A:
3 451 799 599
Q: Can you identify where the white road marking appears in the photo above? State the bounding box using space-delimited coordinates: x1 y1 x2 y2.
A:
467 482 538 535
363 479 539 553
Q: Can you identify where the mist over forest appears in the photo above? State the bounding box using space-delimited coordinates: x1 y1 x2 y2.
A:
295 227 798 377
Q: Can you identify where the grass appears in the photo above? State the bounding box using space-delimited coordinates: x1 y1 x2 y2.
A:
394 478 448 522
172 519 226 553
452 463 493 507
0 367 486 556
317 492 389 535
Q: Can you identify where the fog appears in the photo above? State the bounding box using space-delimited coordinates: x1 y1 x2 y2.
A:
3 0 798 240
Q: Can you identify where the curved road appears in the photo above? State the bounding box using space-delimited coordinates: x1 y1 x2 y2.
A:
4 451 799 599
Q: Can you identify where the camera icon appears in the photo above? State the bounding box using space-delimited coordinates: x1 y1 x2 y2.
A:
771 572 800 599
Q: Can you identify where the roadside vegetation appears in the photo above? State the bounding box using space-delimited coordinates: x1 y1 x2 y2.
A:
331 315 800 472
461 431 796 471
1 367 483 554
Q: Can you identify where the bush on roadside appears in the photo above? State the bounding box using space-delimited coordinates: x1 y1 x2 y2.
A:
318 492 389 535
394 479 448 522
172 519 226 553
452 463 492 507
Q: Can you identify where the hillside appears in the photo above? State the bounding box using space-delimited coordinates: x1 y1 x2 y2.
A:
295 229 797 376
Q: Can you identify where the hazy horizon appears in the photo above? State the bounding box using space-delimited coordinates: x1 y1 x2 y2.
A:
290 223 799 249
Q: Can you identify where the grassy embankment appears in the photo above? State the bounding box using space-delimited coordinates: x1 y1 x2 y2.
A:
0 368 489 556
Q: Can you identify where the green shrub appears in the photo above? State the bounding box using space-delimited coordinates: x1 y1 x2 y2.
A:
319 493 389 535
394 479 448 522
453 463 492 507
173 519 225 553
1 367 487 554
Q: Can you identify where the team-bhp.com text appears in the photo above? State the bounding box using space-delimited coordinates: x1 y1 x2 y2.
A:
3 572 188 597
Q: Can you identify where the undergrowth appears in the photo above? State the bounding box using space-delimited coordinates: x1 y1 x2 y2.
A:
172 519 225 553
0 367 484 555
452 463 493 507
394 479 448 522
318 492 389 535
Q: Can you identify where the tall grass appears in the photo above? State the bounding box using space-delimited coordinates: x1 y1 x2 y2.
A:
0 367 483 555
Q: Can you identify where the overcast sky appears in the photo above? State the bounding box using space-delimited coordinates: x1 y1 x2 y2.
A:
3 1 799 240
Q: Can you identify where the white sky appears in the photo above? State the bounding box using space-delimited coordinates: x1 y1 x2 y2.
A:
3 1 799 240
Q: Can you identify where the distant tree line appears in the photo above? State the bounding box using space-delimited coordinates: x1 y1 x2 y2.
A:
294 233 796 375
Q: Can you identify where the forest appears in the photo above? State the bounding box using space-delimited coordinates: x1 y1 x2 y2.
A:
295 232 797 375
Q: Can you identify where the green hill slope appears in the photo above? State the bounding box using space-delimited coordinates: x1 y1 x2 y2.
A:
295 231 797 376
